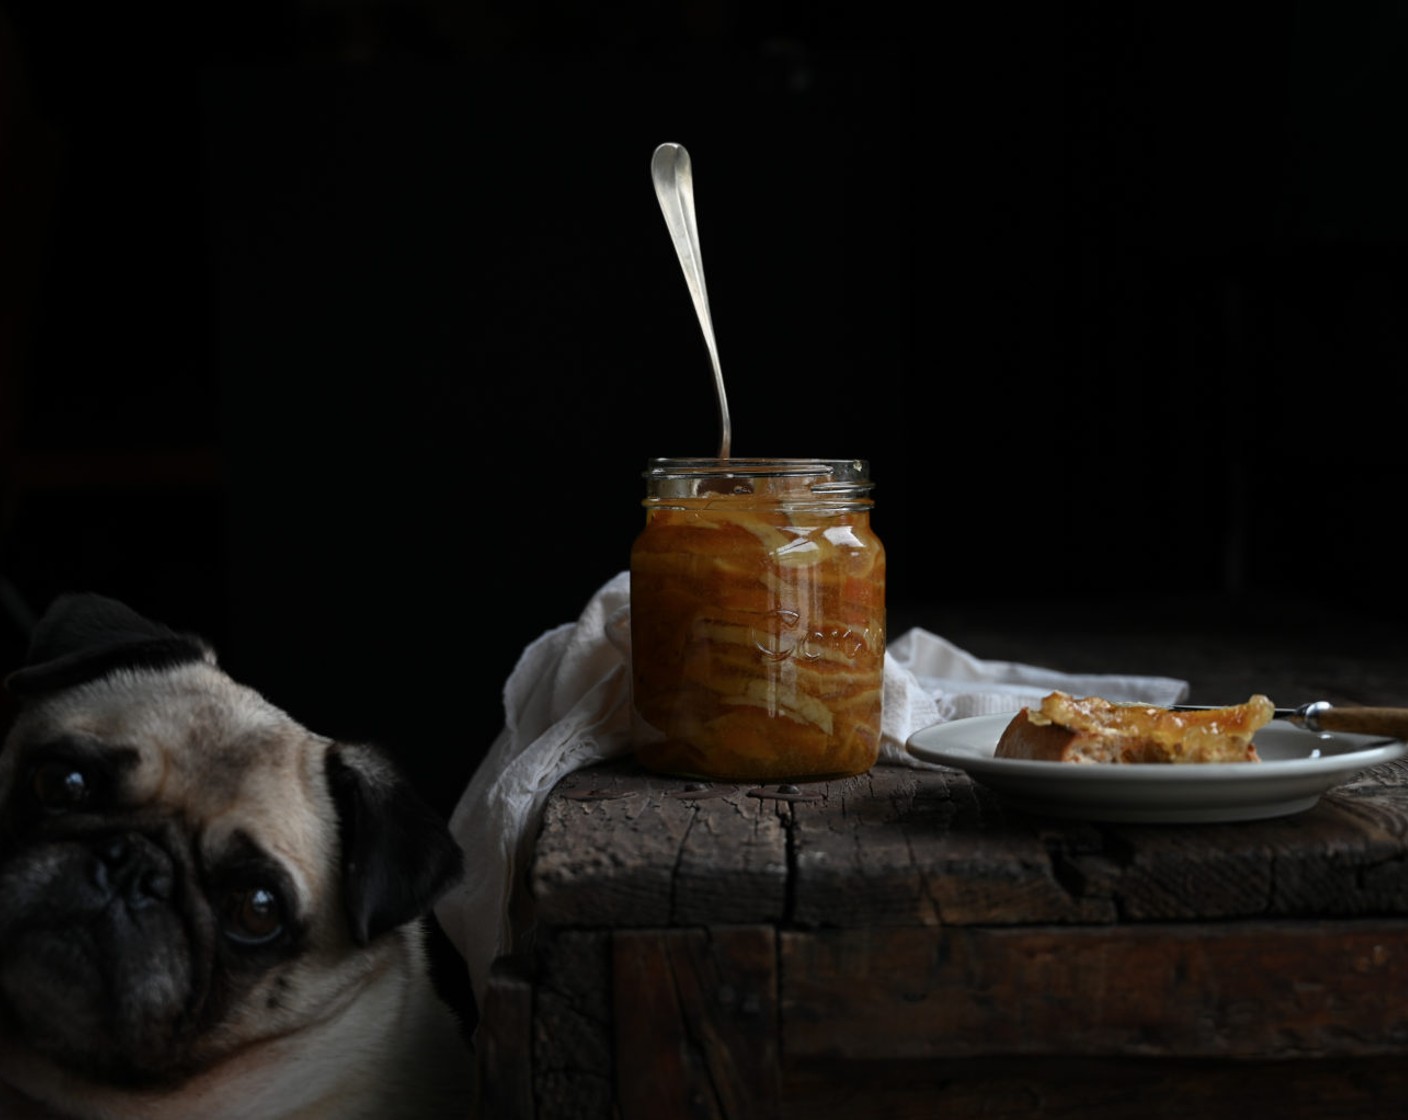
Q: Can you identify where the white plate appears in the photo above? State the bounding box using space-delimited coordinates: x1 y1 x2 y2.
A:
905 713 1408 823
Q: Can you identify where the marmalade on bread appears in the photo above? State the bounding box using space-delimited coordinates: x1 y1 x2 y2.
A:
994 691 1273 764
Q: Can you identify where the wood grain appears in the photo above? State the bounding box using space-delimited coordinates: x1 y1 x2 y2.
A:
534 758 1408 931
613 928 778 1120
779 922 1408 1059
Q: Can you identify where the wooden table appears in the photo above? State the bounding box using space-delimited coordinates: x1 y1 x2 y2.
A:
476 596 1408 1119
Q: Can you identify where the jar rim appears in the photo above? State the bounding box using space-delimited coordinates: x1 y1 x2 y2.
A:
642 457 873 506
644 457 869 479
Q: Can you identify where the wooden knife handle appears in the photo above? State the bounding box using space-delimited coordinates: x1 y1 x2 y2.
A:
1314 707 1408 740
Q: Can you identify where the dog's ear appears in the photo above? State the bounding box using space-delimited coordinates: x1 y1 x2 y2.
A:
4 592 214 698
325 743 465 945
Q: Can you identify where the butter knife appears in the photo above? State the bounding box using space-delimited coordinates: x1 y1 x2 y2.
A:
1173 702 1408 740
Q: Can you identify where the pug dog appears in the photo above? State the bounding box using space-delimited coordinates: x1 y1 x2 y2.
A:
0 593 477 1119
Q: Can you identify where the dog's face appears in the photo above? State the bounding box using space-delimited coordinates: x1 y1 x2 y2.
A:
0 594 465 1102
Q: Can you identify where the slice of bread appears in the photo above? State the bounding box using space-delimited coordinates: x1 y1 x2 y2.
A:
994 691 1273 764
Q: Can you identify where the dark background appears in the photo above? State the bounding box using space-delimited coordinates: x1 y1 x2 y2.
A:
2 2 1406 816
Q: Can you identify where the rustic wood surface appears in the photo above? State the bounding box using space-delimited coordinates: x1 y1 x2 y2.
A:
780 922 1408 1059
496 599 1408 1119
778 1054 1408 1119
533 756 1408 930
613 927 779 1120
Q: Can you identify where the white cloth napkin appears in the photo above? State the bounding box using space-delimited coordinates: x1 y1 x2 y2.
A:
434 571 1189 1015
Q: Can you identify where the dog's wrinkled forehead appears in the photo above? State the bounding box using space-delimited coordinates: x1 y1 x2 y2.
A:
25 661 321 790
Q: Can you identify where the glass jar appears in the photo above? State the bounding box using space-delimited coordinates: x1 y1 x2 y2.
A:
629 458 885 782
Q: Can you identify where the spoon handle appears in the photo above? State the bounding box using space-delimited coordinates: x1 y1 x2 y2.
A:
651 142 731 458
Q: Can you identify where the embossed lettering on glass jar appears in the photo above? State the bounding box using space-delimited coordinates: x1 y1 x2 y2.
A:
629 458 885 782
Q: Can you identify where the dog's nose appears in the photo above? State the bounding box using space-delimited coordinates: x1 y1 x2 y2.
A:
93 832 175 908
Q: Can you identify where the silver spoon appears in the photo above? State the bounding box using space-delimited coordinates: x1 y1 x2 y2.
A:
651 142 731 459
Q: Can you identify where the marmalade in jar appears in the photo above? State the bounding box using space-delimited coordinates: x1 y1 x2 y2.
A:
629 458 885 782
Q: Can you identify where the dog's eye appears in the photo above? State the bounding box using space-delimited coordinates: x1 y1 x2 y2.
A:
221 885 284 945
31 761 94 811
